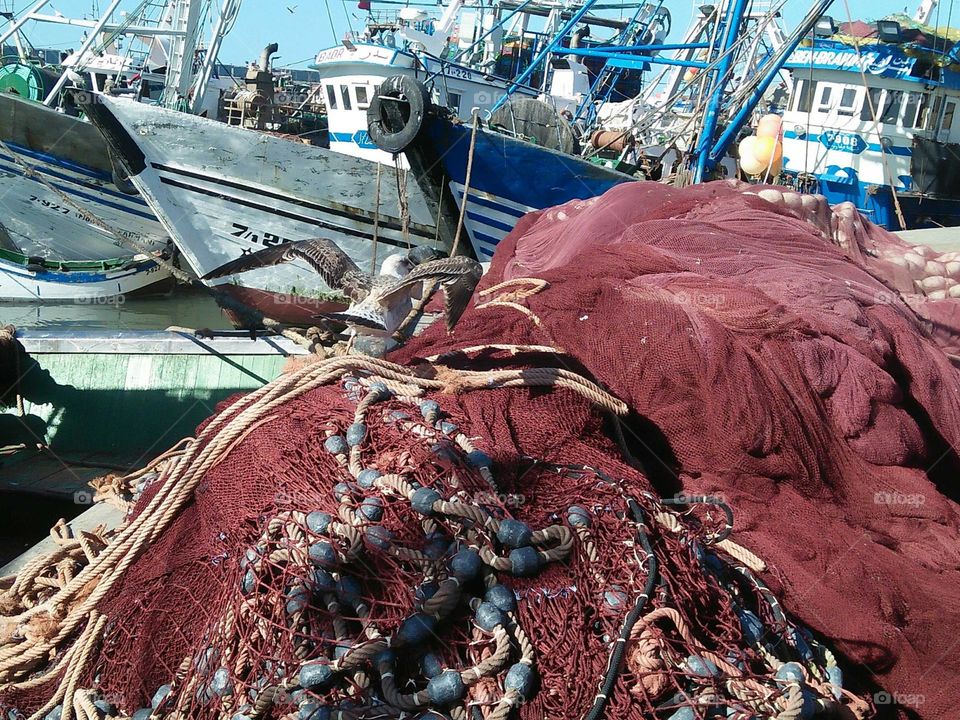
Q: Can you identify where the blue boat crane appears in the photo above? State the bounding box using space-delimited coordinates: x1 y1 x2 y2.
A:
482 0 835 181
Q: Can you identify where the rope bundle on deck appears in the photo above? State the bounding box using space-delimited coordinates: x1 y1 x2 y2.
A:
0 351 867 720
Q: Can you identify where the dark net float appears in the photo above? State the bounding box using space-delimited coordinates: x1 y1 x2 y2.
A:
4 180 960 720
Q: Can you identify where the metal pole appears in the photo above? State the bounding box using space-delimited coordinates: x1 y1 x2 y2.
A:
42 0 125 106
190 0 242 113
0 0 52 48
691 0 750 183
707 0 834 164
489 0 599 114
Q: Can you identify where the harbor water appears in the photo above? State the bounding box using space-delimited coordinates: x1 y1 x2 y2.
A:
2 286 232 331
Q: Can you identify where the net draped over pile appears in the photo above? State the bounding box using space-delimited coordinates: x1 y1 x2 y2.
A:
1 180 957 720
399 181 960 717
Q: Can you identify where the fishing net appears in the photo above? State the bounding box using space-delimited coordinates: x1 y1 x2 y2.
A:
1 180 958 720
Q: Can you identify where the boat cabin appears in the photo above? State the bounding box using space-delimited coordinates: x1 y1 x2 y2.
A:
782 20 960 229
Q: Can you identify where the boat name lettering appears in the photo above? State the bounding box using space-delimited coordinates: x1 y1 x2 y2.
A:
790 48 912 75
230 222 292 248
818 130 868 154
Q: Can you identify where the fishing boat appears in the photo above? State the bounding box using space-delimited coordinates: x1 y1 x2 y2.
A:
0 246 173 302
780 3 960 230
309 0 666 164
373 0 833 261
0 0 240 264
82 93 445 324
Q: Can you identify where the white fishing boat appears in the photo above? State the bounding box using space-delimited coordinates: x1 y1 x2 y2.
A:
0 0 240 265
0 247 173 302
83 94 444 325
780 2 960 230
310 0 658 164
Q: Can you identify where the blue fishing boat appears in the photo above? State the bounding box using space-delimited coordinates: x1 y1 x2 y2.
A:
371 0 835 261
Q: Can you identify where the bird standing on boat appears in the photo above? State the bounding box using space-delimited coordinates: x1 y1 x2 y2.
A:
202 239 482 340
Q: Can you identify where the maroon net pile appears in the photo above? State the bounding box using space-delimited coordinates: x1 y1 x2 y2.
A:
2 180 957 720
397 180 960 718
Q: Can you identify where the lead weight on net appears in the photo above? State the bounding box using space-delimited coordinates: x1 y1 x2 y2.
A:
360 496 384 521
509 546 540 577
411 487 442 515
151 684 172 710
426 670 466 705
474 601 507 632
308 541 338 568
357 468 381 488
566 505 591 527
449 548 482 579
298 661 334 689
504 662 537 700
365 525 394 550
484 584 517 613
299 702 331 720
346 423 367 446
394 613 435 646
306 511 332 534
421 652 443 679
497 519 533 548
420 400 441 422
324 435 348 455
466 450 492 469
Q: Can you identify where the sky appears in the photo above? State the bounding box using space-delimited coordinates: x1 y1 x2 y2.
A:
3 0 927 68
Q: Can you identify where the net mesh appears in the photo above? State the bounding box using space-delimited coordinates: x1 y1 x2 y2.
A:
3 181 959 720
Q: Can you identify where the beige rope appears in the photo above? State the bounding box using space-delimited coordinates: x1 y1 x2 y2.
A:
451 110 480 257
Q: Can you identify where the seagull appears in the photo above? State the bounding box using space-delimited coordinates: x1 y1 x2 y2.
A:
202 239 482 339
286 4 298 12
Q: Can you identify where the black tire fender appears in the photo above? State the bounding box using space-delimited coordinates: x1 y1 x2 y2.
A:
366 75 431 154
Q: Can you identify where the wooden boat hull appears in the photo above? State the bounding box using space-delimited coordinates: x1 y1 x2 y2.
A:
0 249 173 302
0 93 168 261
84 95 448 325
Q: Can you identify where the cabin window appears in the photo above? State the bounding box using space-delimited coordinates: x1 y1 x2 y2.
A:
914 93 931 129
355 86 369 109
815 83 833 113
860 87 883 121
836 87 859 116
943 101 956 133
793 79 813 113
929 96 943 130
902 92 926 128
880 90 903 124
340 85 352 111
447 92 461 113
325 84 338 110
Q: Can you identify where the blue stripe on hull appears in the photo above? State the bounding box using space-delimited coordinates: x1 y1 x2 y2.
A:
0 161 157 221
425 117 628 257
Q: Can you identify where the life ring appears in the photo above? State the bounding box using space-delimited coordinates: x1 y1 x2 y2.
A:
366 75 431 154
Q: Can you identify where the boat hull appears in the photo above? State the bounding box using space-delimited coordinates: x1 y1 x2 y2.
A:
85 95 447 324
0 93 168 261
0 252 173 302
414 117 632 261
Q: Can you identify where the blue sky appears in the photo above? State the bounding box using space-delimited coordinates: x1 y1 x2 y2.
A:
5 0 925 68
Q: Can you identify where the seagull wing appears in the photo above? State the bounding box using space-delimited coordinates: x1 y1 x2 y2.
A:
202 238 372 300
381 256 483 331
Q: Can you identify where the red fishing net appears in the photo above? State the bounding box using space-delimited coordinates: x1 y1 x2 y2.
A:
2 180 957 720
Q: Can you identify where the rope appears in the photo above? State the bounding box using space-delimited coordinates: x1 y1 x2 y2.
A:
451 110 480 257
